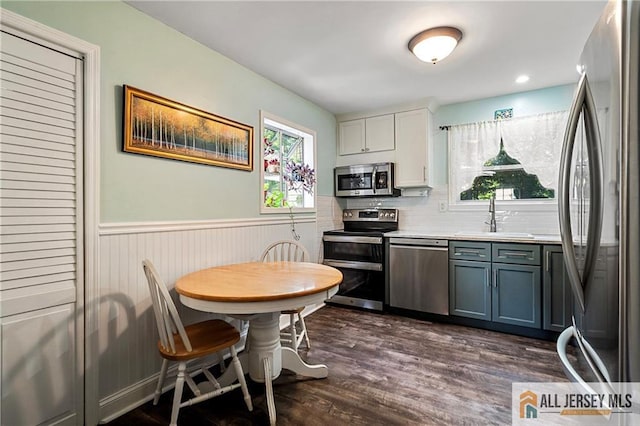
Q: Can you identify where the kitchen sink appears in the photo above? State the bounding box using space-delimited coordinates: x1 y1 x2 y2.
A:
454 231 535 239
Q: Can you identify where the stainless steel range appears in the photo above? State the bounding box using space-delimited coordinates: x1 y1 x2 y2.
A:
322 208 398 311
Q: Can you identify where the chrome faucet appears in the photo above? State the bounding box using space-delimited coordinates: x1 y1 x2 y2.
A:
486 196 497 232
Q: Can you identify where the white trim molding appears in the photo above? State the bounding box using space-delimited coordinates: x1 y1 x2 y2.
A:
99 215 317 236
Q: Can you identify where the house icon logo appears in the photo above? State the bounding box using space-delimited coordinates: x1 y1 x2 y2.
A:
519 390 538 419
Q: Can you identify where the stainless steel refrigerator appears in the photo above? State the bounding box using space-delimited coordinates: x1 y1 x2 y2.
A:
556 0 639 394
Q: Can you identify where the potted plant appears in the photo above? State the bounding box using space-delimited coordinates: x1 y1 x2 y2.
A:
264 189 286 208
283 161 315 194
266 158 280 174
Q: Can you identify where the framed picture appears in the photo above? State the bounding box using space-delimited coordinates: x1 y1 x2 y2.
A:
123 85 253 171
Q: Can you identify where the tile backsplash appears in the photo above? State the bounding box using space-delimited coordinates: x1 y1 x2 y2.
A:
345 186 560 236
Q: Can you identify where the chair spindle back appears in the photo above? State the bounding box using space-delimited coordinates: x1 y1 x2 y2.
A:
142 259 192 354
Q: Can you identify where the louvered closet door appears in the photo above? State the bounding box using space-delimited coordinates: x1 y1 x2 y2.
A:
0 31 84 426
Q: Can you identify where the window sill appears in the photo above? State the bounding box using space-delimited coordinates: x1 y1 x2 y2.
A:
447 200 558 212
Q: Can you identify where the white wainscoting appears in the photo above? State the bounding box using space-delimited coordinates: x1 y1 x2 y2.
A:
96 197 343 422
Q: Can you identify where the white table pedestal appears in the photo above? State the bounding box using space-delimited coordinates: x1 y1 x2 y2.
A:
216 312 328 426
176 262 341 426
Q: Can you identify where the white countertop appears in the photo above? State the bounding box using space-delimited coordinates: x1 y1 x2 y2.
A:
385 230 562 244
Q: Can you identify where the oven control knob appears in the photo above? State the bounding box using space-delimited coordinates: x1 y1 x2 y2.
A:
390 212 396 218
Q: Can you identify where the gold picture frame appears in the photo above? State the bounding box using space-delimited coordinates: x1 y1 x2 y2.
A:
123 85 253 171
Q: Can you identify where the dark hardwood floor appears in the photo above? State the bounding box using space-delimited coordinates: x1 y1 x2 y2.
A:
106 306 573 425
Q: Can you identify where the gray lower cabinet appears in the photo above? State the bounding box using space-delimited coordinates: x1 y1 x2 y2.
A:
542 245 573 332
449 241 542 329
492 262 541 328
449 259 491 320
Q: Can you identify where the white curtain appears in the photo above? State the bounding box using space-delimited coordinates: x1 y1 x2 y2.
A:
449 110 569 202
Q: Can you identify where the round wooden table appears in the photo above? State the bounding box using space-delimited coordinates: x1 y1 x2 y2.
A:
175 261 342 425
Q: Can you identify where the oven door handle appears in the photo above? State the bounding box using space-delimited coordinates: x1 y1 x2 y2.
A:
323 260 383 272
323 235 383 244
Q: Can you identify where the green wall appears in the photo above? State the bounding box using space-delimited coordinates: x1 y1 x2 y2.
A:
431 84 576 185
3 1 337 222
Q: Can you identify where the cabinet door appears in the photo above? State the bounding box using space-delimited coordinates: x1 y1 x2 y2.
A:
394 108 429 187
492 263 541 328
338 119 365 155
449 260 491 320
543 246 573 332
364 114 395 153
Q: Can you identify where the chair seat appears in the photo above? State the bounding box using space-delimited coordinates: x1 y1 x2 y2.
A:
143 259 252 425
158 319 240 361
281 307 304 315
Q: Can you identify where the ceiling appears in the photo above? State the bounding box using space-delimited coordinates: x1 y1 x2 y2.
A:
127 1 606 115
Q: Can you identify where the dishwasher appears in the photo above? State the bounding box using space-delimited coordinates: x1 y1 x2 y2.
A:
388 237 449 315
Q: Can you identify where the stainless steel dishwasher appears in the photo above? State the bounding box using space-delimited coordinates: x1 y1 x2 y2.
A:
388 237 449 315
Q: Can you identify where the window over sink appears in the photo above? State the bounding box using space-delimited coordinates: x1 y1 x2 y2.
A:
260 110 316 213
448 110 568 208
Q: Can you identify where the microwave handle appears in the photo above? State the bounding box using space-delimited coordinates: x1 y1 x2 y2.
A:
372 165 378 194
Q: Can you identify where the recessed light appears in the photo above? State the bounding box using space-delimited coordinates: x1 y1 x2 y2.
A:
515 75 530 84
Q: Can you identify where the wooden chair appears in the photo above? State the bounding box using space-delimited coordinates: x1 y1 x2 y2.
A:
142 260 253 426
260 240 311 351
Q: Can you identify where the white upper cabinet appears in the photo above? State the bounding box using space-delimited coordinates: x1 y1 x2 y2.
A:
338 114 395 155
364 114 395 153
394 108 430 188
338 119 365 155
336 105 432 189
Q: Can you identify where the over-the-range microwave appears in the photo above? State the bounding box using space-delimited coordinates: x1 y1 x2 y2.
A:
334 162 400 197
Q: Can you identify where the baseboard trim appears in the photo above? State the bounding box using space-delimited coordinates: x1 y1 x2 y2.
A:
98 373 161 424
99 305 326 423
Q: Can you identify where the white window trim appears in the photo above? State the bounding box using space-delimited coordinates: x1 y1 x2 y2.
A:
446 196 559 212
259 110 317 214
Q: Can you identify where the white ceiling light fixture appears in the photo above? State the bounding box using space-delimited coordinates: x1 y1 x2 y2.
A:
408 26 463 64
515 74 530 84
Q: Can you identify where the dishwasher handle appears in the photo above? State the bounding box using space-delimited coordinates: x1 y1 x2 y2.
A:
389 237 448 247
390 244 449 252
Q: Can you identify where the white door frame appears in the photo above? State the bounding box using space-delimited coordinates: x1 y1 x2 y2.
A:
0 8 101 425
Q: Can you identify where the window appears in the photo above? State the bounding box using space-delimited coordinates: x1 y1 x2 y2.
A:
260 111 316 213
448 111 568 208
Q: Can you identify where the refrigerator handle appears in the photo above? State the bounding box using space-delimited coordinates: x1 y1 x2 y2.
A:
582 74 605 307
558 73 604 313
559 73 588 312
557 326 614 395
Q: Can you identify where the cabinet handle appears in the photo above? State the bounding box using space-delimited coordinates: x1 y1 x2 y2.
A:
456 248 482 256
493 269 498 287
501 251 530 258
365 147 370 152
486 268 490 287
545 250 551 272
361 148 365 152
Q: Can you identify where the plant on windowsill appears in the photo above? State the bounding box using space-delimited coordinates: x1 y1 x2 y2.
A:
264 188 286 208
265 158 280 174
263 137 281 173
